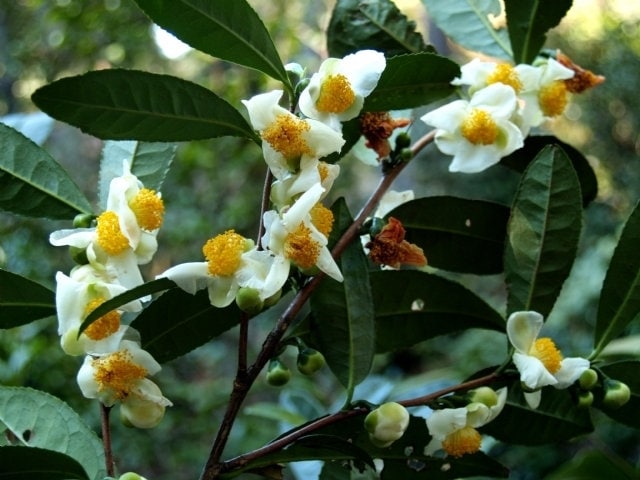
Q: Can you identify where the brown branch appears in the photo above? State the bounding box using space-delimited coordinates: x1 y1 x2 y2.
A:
100 403 115 477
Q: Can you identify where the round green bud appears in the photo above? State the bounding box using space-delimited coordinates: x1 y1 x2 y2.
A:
603 379 631 409
578 368 599 390
266 359 291 387
285 62 305 85
235 287 264 315
364 402 410 448
468 386 498 408
69 246 89 265
296 348 325 376
73 213 94 228
577 390 594 409
399 147 413 162
118 472 148 480
394 132 411 149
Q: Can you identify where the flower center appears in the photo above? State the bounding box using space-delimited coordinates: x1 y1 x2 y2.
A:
487 63 523 92
530 337 563 374
310 203 334 238
83 297 121 341
202 230 246 277
284 223 321 269
261 113 312 161
92 350 147 400
460 108 499 145
315 74 356 113
442 426 482 458
129 188 164 231
96 211 130 255
538 80 569 117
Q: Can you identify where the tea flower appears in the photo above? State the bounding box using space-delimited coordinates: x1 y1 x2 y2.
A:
507 311 590 409
421 83 524 173
270 159 340 209
452 58 524 95
299 50 386 131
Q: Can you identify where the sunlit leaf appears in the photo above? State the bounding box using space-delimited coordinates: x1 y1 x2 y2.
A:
0 446 89 480
0 270 56 329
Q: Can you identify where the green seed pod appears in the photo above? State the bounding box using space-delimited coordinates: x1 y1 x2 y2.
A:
296 348 325 375
602 379 631 409
394 131 411 149
578 368 599 390
266 358 291 387
364 402 410 448
235 287 264 315
577 390 594 409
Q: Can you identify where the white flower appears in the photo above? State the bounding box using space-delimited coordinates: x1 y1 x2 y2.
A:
364 402 410 448
269 158 340 209
507 311 590 409
299 50 386 131
452 59 524 95
421 83 524 173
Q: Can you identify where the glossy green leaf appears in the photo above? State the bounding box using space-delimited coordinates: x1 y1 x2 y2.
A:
0 270 56 329
32 70 259 142
0 123 93 219
504 0 573 64
310 199 375 395
134 0 289 88
0 387 105 480
594 361 640 429
98 140 177 209
371 270 504 352
327 0 432 58
423 0 512 59
504 145 583 317
0 446 89 480
364 53 460 111
544 449 639 480
593 202 640 356
387 196 510 274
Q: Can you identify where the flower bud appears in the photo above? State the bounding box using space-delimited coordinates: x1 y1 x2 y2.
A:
266 358 291 387
73 213 94 228
399 147 413 162
468 387 498 408
120 396 166 429
118 472 148 480
576 390 594 409
394 131 411 149
578 368 599 390
235 287 264 315
285 62 305 85
602 379 631 409
364 402 410 448
296 348 325 376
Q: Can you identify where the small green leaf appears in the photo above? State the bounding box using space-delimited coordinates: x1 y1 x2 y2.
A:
0 123 93 219
134 0 290 88
0 387 106 480
387 196 510 274
593 202 640 356
423 0 512 59
594 361 640 429
504 145 583 317
327 0 432 58
364 52 460 111
504 0 573 64
371 270 504 352
0 270 56 329
32 70 259 142
0 446 89 480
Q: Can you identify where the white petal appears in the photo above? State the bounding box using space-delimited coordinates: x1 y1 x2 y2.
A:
49 228 95 248
282 183 325 228
158 262 210 295
340 50 386 97
242 90 285 131
425 407 468 439
207 275 238 308
507 311 544 354
513 352 558 389
554 357 590 389
122 340 162 376
315 246 343 282
524 390 542 409
421 100 468 131
375 190 415 218
470 84 518 120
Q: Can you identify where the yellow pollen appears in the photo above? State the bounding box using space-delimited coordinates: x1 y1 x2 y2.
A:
530 337 563 374
538 81 569 117
129 188 164 231
202 230 246 277
92 350 147 400
310 203 334 238
96 211 130 255
487 63 523 92
460 109 499 145
318 162 330 183
315 74 356 113
261 114 312 160
83 298 121 341
442 426 482 458
284 223 321 269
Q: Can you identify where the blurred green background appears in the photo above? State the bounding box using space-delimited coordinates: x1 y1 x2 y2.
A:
1 1 639 478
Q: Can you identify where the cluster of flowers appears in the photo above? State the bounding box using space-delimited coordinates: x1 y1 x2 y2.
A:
50 162 171 428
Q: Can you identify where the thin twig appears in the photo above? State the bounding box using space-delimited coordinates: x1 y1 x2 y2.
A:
100 403 114 477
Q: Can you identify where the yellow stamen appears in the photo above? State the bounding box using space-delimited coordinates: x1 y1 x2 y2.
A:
315 74 356 113
284 223 321 269
460 109 499 145
318 162 329 183
538 81 569 117
96 211 130 255
442 426 482 458
92 350 147 400
129 188 164 231
83 298 120 341
530 337 563 374
310 203 334 238
202 230 246 277
487 63 523 92
261 114 312 161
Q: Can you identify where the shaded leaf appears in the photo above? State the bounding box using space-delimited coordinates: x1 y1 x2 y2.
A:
0 270 56 329
0 123 93 219
32 70 259 142
594 361 640 429
504 145 582 317
544 449 639 480
0 446 89 480
371 270 504 352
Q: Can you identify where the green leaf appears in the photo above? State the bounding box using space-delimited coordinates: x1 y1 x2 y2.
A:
504 145 583 317
0 123 93 219
371 270 504 352
134 0 290 88
594 361 640 429
364 52 459 111
387 196 510 274
544 449 639 480
310 199 375 396
327 0 432 58
423 0 512 59
98 141 177 209
32 70 259 142
504 0 573 64
131 287 243 363
0 387 106 480
593 202 640 356
0 270 56 329
0 446 89 480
